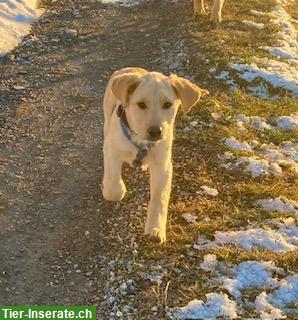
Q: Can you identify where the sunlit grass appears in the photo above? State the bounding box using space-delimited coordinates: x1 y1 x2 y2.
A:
115 0 298 318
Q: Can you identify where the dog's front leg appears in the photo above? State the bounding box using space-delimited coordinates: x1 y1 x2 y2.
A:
194 0 207 16
210 0 225 22
145 161 172 243
102 141 126 202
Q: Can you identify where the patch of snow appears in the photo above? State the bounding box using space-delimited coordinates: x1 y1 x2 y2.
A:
256 197 298 216
146 273 163 284
211 112 221 121
255 275 298 319
248 84 274 99
255 292 287 319
182 213 198 224
235 156 283 177
234 114 298 132
222 261 280 298
215 71 230 80
275 114 298 131
190 120 198 127
265 217 296 227
279 224 298 242
215 71 239 90
222 138 297 176
259 141 298 173
170 293 238 319
250 10 272 17
221 1 298 98
251 116 273 131
200 254 218 272
266 2 298 64
195 227 298 252
230 58 298 98
221 151 234 160
215 228 297 252
242 20 265 30
196 235 212 248
0 0 43 56
235 114 250 124
225 137 253 152
269 275 298 309
199 185 219 197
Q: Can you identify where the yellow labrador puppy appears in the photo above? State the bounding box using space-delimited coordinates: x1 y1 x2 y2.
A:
194 0 225 22
102 67 208 243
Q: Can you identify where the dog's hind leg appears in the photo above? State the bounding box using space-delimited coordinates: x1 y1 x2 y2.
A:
194 0 207 16
145 161 172 243
210 0 225 22
102 141 126 202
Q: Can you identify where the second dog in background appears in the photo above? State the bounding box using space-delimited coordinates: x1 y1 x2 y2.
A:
194 0 225 23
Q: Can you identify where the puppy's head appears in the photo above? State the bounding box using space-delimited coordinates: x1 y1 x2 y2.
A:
112 70 209 141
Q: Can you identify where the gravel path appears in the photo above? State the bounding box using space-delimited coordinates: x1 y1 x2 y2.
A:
0 0 195 318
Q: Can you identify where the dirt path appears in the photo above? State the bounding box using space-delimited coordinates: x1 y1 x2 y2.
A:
0 0 195 317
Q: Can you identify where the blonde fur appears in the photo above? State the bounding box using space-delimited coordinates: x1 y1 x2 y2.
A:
102 67 208 243
194 0 225 23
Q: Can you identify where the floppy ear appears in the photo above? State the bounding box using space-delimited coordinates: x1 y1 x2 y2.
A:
111 73 142 106
169 75 209 113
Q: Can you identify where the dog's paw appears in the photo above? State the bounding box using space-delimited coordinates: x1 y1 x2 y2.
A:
210 13 222 23
145 228 166 243
102 181 126 202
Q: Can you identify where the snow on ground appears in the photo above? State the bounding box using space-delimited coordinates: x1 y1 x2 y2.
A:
182 213 198 224
265 275 298 309
222 261 298 319
255 292 287 320
223 154 283 177
199 185 219 197
225 137 253 151
194 226 298 252
234 113 298 132
0 0 42 56
221 261 281 298
266 0 298 64
250 9 273 18
220 0 298 98
215 70 238 90
171 256 297 319
242 20 265 30
255 275 298 319
169 293 238 319
237 156 283 176
256 197 298 216
199 254 218 272
249 116 273 131
230 57 298 98
259 141 298 173
275 114 298 130
223 132 298 176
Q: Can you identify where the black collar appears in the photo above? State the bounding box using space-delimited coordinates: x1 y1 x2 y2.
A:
115 105 155 167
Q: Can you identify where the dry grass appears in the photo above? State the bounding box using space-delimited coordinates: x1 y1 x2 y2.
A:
127 0 298 318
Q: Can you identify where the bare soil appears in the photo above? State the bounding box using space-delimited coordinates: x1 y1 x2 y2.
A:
2 1 296 319
0 0 198 318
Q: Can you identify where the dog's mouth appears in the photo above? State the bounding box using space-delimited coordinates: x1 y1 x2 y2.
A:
147 135 163 142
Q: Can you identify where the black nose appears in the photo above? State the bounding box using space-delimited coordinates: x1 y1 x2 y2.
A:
147 126 162 141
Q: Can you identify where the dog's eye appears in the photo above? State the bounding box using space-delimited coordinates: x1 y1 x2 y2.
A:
137 102 147 110
163 102 172 109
